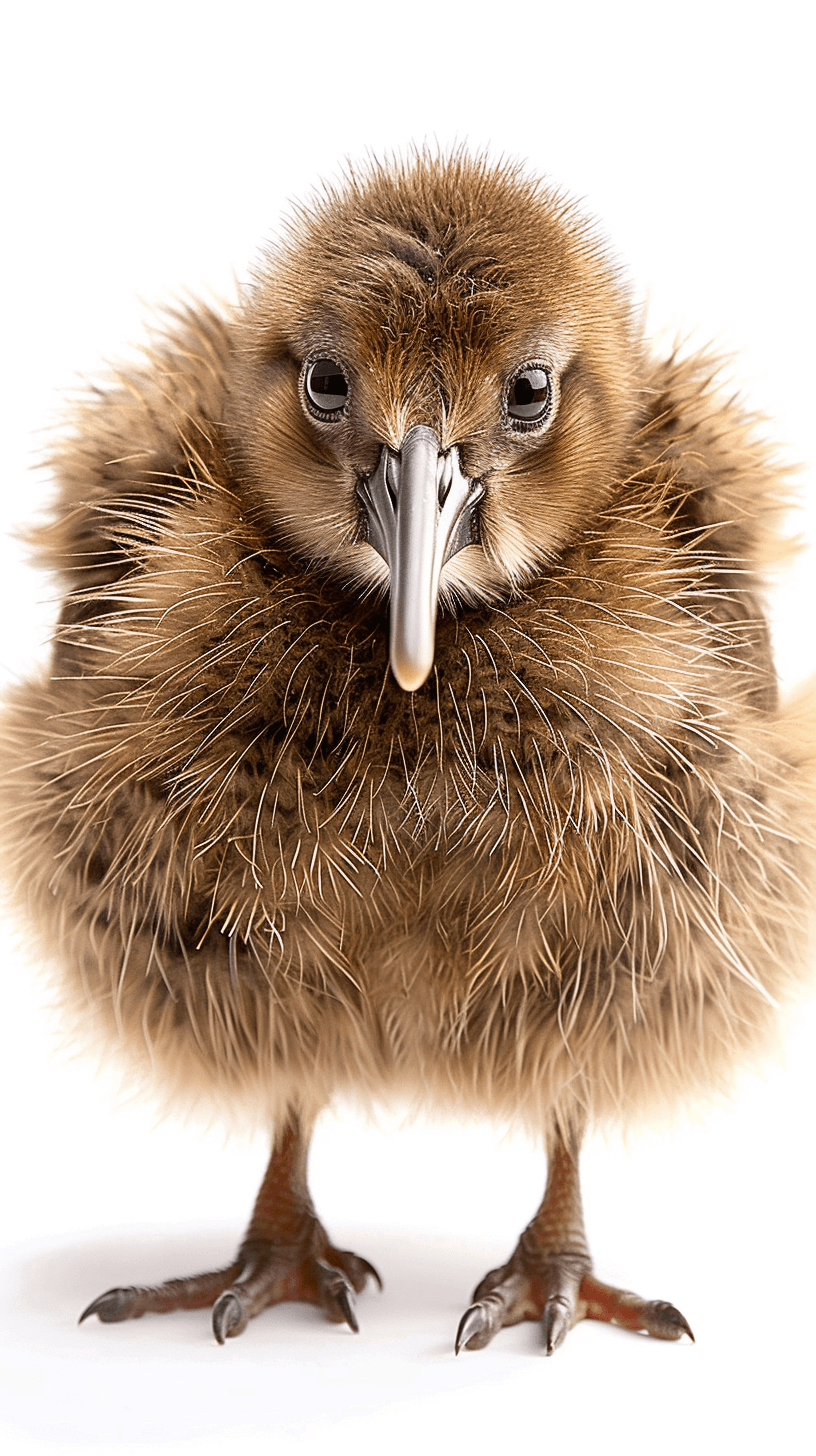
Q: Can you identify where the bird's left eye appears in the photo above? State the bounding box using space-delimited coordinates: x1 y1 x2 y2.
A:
506 365 552 427
303 358 350 417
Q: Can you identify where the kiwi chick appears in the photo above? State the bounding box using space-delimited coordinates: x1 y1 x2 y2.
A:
2 152 814 1353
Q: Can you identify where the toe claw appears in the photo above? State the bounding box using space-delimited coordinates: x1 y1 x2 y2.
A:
336 1283 360 1334
316 1259 361 1330
79 1288 134 1325
542 1295 572 1356
652 1301 695 1343
455 1303 487 1355
212 1290 246 1345
359 1256 383 1292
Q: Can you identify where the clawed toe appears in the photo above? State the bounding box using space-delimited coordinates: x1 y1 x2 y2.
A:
541 1293 573 1355
455 1302 489 1354
79 1287 137 1324
212 1290 247 1344
636 1298 694 1343
454 1270 535 1353
454 1293 511 1354
348 1253 383 1293
78 1262 241 1325
311 1257 358 1331
662 1304 694 1342
581 1275 694 1343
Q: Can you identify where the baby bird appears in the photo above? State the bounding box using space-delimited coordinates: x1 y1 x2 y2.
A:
3 152 815 1355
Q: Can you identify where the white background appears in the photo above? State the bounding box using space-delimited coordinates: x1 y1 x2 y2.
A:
1 2 815 1453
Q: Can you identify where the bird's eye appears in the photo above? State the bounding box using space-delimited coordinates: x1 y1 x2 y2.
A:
303 358 349 417
506 365 552 428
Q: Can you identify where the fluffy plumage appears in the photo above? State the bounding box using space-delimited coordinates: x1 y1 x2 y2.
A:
3 152 815 1350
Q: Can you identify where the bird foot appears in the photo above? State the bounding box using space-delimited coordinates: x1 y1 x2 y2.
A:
79 1221 381 1344
455 1249 693 1355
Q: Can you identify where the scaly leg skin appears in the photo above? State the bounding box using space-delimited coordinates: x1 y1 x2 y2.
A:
79 1116 381 1344
455 1134 693 1356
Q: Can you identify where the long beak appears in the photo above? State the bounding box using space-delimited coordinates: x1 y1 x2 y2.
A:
357 425 483 691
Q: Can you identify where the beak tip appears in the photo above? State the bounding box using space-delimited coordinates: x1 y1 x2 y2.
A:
391 658 433 693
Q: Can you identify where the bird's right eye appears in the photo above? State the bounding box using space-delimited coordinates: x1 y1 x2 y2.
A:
303 358 350 418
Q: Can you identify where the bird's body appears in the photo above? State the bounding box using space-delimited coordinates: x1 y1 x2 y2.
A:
3 154 815 1350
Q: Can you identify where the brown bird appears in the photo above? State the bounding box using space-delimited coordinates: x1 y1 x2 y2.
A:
2 151 814 1354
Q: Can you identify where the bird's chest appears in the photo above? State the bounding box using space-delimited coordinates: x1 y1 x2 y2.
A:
237 688 629 991
151 578 705 1035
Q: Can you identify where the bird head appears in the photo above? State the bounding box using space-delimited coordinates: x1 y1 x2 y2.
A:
229 153 644 691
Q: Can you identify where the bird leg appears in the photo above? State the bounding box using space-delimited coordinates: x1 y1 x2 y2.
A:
79 1116 381 1344
455 1133 693 1355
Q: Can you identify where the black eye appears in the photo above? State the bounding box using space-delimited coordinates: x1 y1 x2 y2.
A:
506 365 552 426
303 357 349 416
